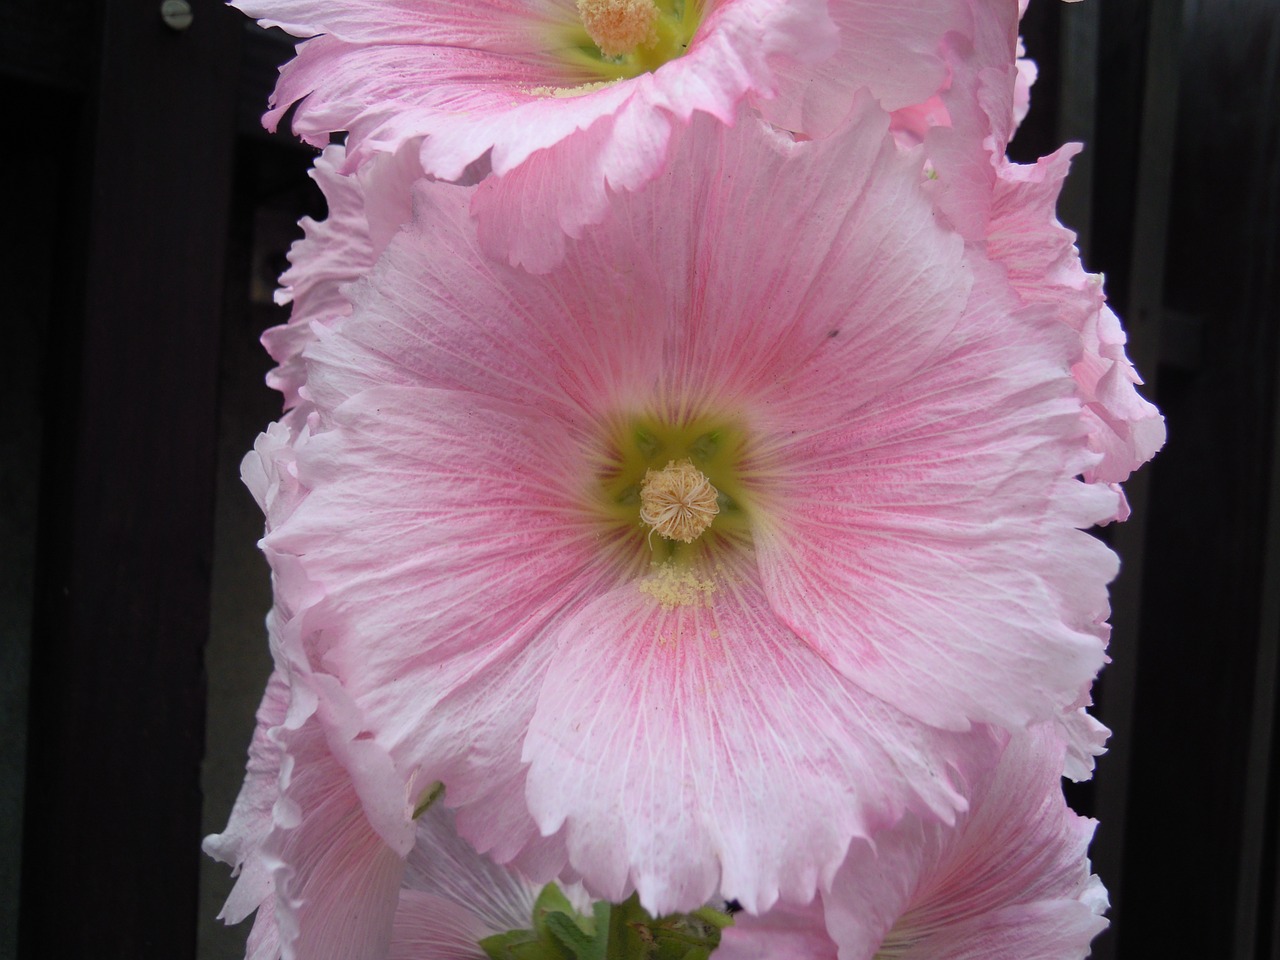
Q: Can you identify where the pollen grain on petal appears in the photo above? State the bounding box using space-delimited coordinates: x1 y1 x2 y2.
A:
638 562 718 610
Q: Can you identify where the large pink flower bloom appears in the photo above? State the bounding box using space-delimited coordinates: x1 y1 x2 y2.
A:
231 0 988 269
262 96 1119 915
717 728 1108 960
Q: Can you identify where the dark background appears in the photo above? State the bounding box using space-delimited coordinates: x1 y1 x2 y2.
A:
2 0 1277 957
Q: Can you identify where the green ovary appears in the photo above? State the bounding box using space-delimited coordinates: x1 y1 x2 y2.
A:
597 413 752 563
556 0 704 82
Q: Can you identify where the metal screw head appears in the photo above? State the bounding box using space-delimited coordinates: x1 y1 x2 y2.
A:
160 0 194 31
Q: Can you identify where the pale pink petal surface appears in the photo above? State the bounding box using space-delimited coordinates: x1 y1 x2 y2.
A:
721 729 1108 960
760 0 971 139
390 803 561 960
263 672 413 960
203 669 291 925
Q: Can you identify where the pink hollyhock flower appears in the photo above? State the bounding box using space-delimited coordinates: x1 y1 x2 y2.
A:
208 427 419 960
262 95 1120 915
203 650 415 960
898 0 1163 519
717 728 1108 960
231 0 987 269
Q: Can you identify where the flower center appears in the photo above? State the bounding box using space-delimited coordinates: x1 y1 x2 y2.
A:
594 413 752 565
551 0 704 84
640 459 719 542
577 0 660 58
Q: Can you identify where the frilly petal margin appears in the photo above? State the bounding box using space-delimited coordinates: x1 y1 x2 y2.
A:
263 142 418 424
203 624 417 960
232 0 842 267
264 671 413 960
759 0 973 139
523 555 1001 916
203 669 291 925
720 728 1108 960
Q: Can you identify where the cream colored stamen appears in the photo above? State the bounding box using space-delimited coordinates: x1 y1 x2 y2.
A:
639 459 719 543
577 0 659 57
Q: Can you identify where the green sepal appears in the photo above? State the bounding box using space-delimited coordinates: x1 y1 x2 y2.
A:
411 781 444 820
479 928 571 960
484 887 731 960
532 884 583 939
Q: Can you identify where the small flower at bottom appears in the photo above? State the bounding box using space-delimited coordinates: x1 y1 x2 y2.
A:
271 96 1119 915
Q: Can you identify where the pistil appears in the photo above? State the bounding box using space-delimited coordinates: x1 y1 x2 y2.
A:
640 459 720 542
576 0 660 57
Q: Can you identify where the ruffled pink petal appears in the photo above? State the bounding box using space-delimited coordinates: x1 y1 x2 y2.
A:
761 0 971 138
265 673 412 960
1077 305 1166 484
240 424 325 620
727 731 1108 960
1013 36 1037 130
922 1 1021 240
204 668 291 924
264 143 418 418
265 146 375 413
235 0 838 266
988 148 1165 498
822 729 1106 960
524 554 998 916
270 385 607 865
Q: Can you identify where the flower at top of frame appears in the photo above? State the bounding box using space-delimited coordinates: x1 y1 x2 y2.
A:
231 0 979 270
258 95 1123 916
717 727 1108 960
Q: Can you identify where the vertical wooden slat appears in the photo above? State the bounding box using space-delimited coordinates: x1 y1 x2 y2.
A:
1233 4 1280 956
1090 3 1180 956
19 1 241 956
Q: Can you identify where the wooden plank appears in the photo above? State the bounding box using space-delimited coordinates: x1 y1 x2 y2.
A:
19 0 241 955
